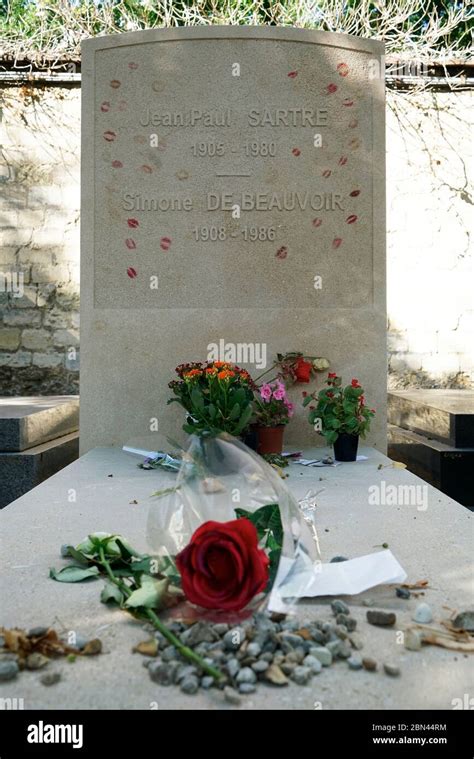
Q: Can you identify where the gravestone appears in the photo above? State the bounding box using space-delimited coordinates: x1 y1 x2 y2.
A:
81 26 385 452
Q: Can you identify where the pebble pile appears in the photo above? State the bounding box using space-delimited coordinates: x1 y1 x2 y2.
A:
143 600 400 702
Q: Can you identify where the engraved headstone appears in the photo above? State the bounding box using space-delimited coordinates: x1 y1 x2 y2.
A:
81 27 385 451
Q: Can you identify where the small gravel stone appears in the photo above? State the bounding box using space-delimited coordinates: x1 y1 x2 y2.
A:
60 544 70 557
223 627 246 651
383 663 400 677
201 676 214 689
326 640 341 656
148 661 177 686
180 676 199 694
404 629 423 651
291 666 312 685
367 610 396 627
181 621 218 646
27 626 49 638
362 598 374 607
331 599 350 615
347 654 363 670
362 657 378 672
335 625 349 639
303 655 322 674
40 672 61 686
0 660 19 682
213 623 229 636
161 645 178 662
452 611 474 631
226 658 240 678
69 634 88 651
348 633 364 650
251 660 269 673
264 663 289 685
322 622 335 634
396 587 411 599
239 683 256 694
26 653 49 670
236 667 256 685
280 619 300 632
336 614 357 632
413 603 433 624
280 662 296 676
330 556 348 563
337 641 352 659
309 629 326 645
260 652 274 663
246 642 261 657
175 665 198 683
308 646 332 666
224 686 242 705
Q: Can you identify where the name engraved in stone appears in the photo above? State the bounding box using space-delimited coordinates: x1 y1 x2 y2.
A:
139 109 231 127
123 194 193 211
207 192 344 211
248 108 328 127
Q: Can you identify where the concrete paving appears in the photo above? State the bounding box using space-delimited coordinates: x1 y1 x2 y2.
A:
0 445 472 710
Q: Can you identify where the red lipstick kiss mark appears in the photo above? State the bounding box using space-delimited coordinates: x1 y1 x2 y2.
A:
312 218 322 228
140 164 153 174
127 267 137 279
276 246 288 260
326 83 338 94
349 189 361 197
128 62 139 70
160 237 171 251
127 218 139 229
288 71 298 78
332 238 342 249
110 79 121 89
338 156 348 166
343 98 354 107
322 169 332 178
103 130 116 142
348 118 359 128
111 160 123 168
118 100 128 111
292 148 301 156
346 215 358 224
100 101 111 113
349 137 360 149
125 238 136 250
337 63 349 77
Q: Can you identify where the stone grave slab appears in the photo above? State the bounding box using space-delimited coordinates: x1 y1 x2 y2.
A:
80 27 386 452
388 390 474 448
0 396 79 452
1 446 472 710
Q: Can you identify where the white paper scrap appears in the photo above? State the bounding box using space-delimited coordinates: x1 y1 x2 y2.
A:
269 550 407 610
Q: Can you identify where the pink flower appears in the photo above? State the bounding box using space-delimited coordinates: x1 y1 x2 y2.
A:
273 384 286 401
285 401 295 417
260 384 272 402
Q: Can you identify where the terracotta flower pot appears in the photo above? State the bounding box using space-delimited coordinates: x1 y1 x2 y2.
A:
333 433 359 462
256 425 284 455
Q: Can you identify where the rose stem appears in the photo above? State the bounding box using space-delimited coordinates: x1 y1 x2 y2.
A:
98 546 223 681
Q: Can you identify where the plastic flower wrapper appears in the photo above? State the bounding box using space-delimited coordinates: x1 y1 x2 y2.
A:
147 433 318 620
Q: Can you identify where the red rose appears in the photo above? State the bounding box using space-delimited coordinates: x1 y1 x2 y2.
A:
351 378 360 387
176 518 269 612
294 357 312 383
328 372 337 379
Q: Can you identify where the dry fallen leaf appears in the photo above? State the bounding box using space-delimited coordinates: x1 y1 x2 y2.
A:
392 461 407 469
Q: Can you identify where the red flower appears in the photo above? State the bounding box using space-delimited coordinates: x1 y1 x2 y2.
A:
351 378 361 388
294 357 312 383
328 372 337 379
327 391 334 398
302 391 308 397
176 519 269 612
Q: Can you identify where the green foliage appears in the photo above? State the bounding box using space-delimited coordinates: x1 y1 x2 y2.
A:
305 375 375 445
168 362 255 437
235 503 283 589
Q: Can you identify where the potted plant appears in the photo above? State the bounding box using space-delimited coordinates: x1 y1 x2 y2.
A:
168 361 255 437
303 373 375 461
255 351 330 386
254 380 294 455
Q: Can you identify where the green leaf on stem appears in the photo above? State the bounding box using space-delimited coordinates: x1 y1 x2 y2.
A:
125 575 170 610
49 565 100 583
100 581 124 606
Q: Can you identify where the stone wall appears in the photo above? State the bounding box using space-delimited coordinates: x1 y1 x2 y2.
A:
0 84 80 395
0 81 472 395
